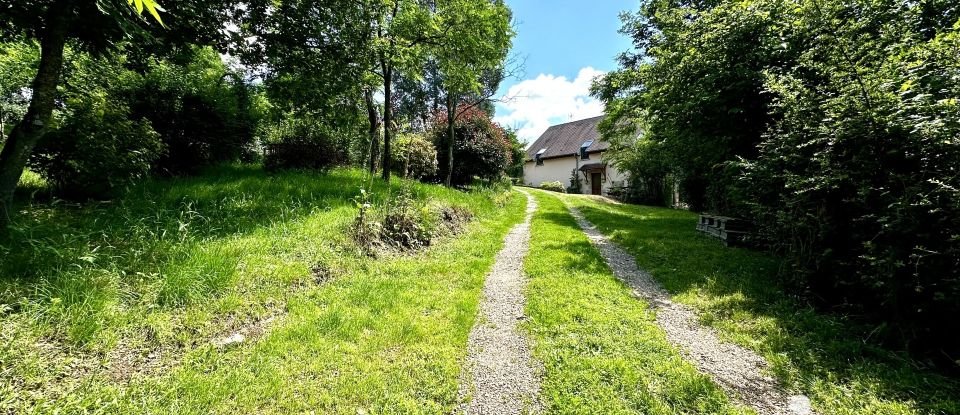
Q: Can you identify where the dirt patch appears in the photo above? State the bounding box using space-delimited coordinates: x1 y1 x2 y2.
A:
351 200 476 257
106 306 286 383
310 262 337 285
437 205 474 235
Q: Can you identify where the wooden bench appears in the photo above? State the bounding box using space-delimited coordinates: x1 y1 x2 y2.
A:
696 214 751 246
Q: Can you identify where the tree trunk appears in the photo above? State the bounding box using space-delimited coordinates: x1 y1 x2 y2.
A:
0 7 69 228
381 62 393 182
444 92 456 187
364 88 381 174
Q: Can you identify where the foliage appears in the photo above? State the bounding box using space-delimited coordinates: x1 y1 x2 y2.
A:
0 42 36 136
381 186 434 250
351 184 479 254
738 1 960 359
599 0 960 363
0 0 234 227
432 0 513 100
566 169 581 194
612 133 672 205
430 106 511 185
29 96 164 199
593 0 782 213
504 128 525 179
236 0 371 116
122 47 259 174
390 132 438 180
539 181 565 193
262 116 348 173
431 0 514 187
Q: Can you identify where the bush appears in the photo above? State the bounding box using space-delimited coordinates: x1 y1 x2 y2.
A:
430 106 512 185
567 168 582 193
598 0 960 361
741 20 960 358
381 187 433 250
350 186 476 254
29 97 165 199
121 47 258 175
391 132 438 180
539 181 566 193
263 117 348 172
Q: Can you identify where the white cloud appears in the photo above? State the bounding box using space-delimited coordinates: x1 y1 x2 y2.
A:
494 67 606 146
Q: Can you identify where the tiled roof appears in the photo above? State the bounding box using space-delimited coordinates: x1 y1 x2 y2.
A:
525 116 608 161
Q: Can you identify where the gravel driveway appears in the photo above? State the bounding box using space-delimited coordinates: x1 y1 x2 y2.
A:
565 201 815 415
458 190 541 415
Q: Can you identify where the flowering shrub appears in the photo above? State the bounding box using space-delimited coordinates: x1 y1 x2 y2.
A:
430 106 512 185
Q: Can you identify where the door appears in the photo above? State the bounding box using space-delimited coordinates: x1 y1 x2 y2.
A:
590 173 602 195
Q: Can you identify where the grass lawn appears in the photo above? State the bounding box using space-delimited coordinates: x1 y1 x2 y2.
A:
564 195 960 415
522 190 750 414
1 164 525 413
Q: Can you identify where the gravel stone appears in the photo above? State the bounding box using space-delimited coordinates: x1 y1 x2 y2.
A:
459 190 542 415
566 202 815 415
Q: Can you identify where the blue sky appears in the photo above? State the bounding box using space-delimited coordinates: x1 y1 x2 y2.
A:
494 1 637 144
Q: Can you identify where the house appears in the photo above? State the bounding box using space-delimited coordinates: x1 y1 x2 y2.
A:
522 116 628 195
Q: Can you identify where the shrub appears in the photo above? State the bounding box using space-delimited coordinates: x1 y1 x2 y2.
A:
567 168 582 193
350 187 476 254
29 97 164 199
351 189 383 251
430 106 512 185
121 47 258 175
391 132 438 180
539 181 566 193
381 187 433 250
740 25 960 358
263 117 348 172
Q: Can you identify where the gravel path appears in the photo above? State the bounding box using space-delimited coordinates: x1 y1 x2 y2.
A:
458 190 541 415
565 202 815 415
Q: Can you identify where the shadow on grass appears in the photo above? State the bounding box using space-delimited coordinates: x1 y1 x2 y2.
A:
573 201 960 413
0 164 407 344
2 165 371 275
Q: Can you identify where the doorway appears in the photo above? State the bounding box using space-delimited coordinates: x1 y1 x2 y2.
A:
590 172 602 195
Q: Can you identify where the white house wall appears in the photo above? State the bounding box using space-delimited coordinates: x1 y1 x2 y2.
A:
522 152 628 195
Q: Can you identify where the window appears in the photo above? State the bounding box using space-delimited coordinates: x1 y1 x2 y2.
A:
535 148 546 166
580 140 593 160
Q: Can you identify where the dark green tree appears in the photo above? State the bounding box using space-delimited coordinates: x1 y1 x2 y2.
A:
0 0 232 227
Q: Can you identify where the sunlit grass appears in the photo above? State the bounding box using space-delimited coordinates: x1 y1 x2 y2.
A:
522 190 750 414
1 164 525 413
564 195 960 415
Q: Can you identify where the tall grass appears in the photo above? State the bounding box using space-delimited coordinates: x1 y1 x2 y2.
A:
1 164 524 413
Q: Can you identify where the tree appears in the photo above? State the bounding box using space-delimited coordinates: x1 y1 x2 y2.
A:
0 0 230 227
432 0 513 186
599 0 960 363
367 0 439 183
592 0 785 213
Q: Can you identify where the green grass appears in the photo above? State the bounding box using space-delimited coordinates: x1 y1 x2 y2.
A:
522 190 750 414
564 195 960 415
1 164 525 413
